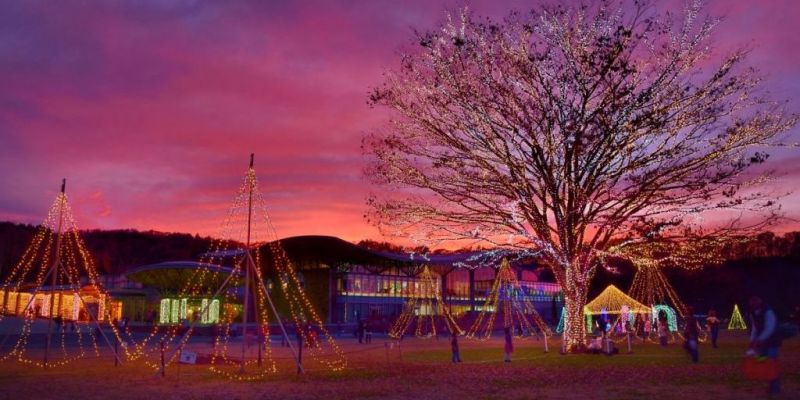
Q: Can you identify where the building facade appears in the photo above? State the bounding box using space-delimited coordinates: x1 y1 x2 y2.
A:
85 236 564 328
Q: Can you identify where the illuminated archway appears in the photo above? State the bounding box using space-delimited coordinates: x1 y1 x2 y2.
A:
651 304 678 332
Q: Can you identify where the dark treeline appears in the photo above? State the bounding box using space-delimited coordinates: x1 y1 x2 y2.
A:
1 221 798 314
0 221 214 277
591 232 800 317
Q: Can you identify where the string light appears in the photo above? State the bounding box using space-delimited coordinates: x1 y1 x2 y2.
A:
584 285 650 316
362 0 795 352
389 265 462 339
651 304 678 332
555 306 565 334
467 259 551 341
131 156 347 380
0 184 128 368
728 304 747 330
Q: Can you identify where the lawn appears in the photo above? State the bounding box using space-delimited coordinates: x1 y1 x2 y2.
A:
0 331 796 400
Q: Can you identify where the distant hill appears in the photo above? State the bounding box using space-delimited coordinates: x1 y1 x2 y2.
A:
0 221 214 276
1 221 798 314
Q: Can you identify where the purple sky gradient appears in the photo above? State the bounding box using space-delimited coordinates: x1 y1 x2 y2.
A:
0 0 798 244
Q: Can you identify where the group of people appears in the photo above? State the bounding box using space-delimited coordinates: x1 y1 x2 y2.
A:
448 326 513 364
355 320 373 344
681 296 790 396
677 306 724 363
744 296 786 396
380 298 795 396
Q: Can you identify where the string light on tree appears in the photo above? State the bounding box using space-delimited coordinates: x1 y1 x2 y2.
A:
364 0 796 351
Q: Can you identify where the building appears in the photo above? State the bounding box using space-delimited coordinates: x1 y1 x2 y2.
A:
0 284 122 322
96 236 562 327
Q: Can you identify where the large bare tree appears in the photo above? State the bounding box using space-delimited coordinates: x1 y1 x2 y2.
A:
364 1 796 350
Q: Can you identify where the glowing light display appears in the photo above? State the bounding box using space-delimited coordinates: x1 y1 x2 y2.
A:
556 306 565 334
728 304 747 330
467 259 551 342
0 180 125 368
132 155 346 380
389 265 462 339
159 299 170 325
651 305 678 332
584 285 650 316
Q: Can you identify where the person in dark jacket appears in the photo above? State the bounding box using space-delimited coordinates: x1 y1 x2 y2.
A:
503 327 514 362
451 332 462 363
364 321 372 344
748 295 782 396
357 319 365 344
683 307 700 363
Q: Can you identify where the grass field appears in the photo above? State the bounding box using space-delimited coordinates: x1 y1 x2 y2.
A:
0 331 796 400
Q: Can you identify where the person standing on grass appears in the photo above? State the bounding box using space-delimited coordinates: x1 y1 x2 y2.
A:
748 295 782 396
364 321 372 344
503 327 514 362
658 315 669 347
451 332 462 363
683 307 700 363
706 309 720 348
636 314 645 340
357 319 365 344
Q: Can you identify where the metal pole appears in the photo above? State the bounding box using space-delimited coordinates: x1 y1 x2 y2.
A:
544 332 549 353
115 335 119 367
249 252 304 374
160 340 166 377
240 260 250 373
239 154 255 374
297 325 303 375
74 291 124 366
44 178 66 368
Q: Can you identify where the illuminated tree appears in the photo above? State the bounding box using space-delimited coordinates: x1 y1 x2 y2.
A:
0 180 123 368
629 263 686 313
365 1 797 350
608 236 739 316
132 155 346 380
467 259 551 346
389 265 462 338
728 304 747 330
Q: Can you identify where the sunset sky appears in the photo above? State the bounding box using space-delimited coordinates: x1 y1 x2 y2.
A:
1 0 799 244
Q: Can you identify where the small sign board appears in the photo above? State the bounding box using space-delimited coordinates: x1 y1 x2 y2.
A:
179 350 197 365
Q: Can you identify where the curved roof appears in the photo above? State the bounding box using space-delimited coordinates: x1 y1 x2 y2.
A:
126 236 550 290
126 261 241 293
260 235 538 274
200 235 506 274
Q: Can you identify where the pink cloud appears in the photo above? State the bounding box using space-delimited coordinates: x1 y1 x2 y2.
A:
0 0 798 244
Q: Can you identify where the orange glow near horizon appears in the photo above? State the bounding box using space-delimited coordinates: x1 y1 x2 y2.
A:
0 1 798 249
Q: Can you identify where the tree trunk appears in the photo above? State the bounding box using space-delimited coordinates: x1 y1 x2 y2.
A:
559 267 589 352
